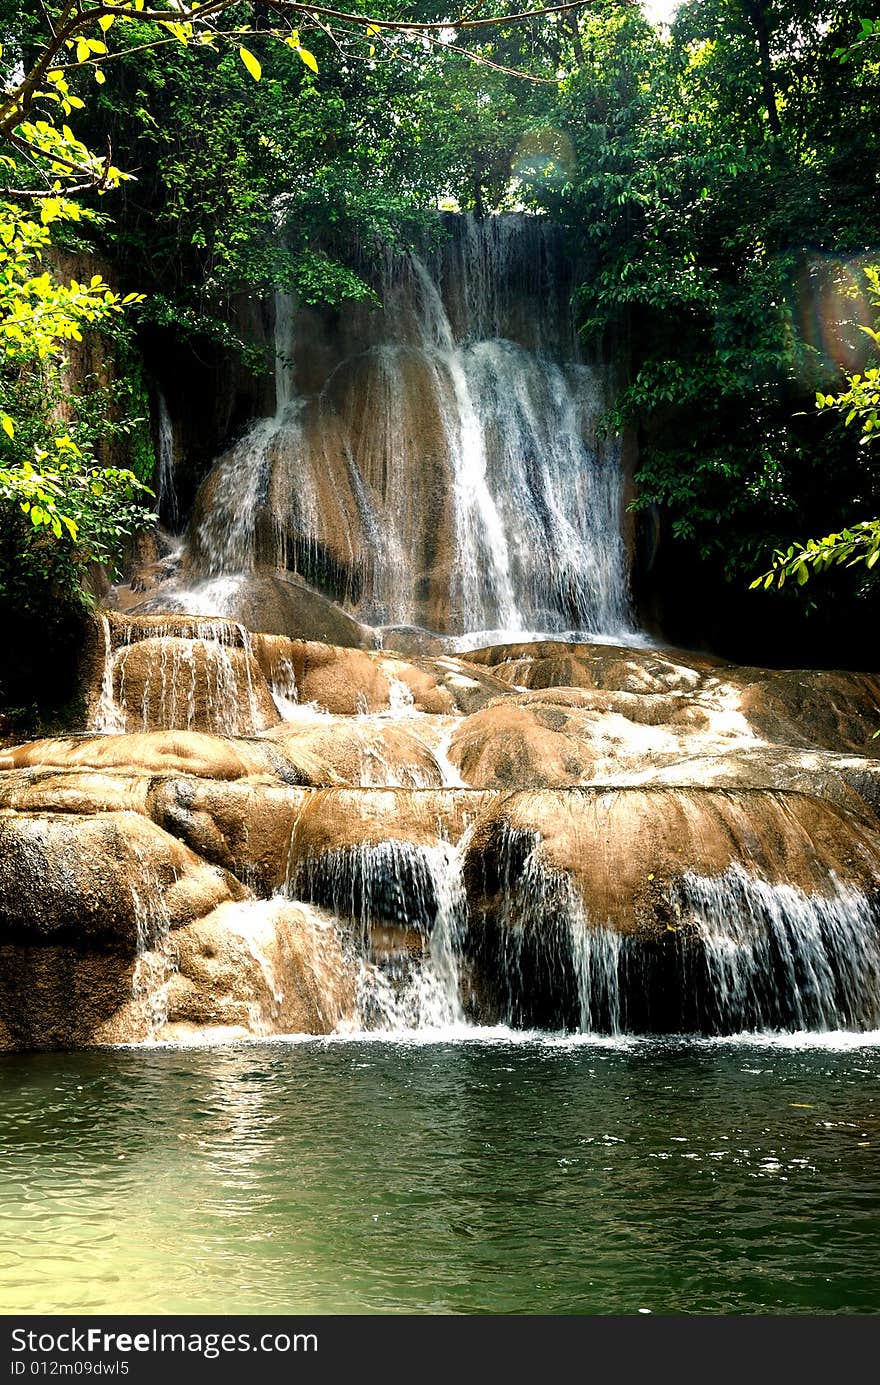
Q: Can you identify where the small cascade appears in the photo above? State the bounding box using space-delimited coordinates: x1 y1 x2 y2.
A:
93 615 126 733
90 618 268 736
127 843 176 1040
569 921 624 1035
431 720 467 789
677 867 880 1033
288 839 467 1029
155 389 179 530
473 829 625 1031
385 676 416 715
469 826 880 1035
193 414 286 576
268 656 300 718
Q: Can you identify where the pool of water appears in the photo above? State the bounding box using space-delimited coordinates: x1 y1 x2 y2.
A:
1 1031 879 1314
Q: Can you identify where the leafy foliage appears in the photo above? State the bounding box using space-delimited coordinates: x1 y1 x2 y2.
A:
1 0 878 667
0 196 154 616
754 265 880 590
535 1 880 601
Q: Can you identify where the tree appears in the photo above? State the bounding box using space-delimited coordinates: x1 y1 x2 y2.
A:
0 193 155 614
547 1 879 595
753 265 880 589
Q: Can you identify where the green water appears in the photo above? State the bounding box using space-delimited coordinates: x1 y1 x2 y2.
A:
1 1033 879 1315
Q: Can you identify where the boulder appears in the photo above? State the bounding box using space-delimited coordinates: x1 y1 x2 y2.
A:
0 897 358 1050
285 787 495 867
0 810 245 948
147 778 312 893
0 944 137 1051
465 641 721 694
415 656 514 714
129 568 374 649
447 685 756 788
0 730 303 784
0 767 151 816
252 638 410 715
463 642 880 756
153 899 358 1041
264 718 444 788
616 747 880 823
463 785 880 938
250 636 504 716
736 668 880 754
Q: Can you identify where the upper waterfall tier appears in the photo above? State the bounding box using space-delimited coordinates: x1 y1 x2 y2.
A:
161 214 636 645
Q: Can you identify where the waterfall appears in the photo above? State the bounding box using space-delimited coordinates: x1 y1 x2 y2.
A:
173 214 636 642
678 867 880 1033
469 825 880 1035
90 618 267 736
288 839 468 1030
127 837 176 1039
93 614 126 733
156 389 179 530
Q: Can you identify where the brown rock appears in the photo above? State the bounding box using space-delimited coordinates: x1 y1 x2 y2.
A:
286 787 495 864
0 810 245 948
129 568 374 648
155 899 358 1041
0 768 151 816
450 702 597 787
250 637 497 717
265 718 444 788
736 668 880 754
252 638 401 715
464 785 880 938
0 944 137 1051
465 641 721 694
0 731 302 783
0 898 358 1050
147 778 312 893
110 636 280 735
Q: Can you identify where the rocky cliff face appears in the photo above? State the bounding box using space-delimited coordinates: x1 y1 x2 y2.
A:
1 613 878 1047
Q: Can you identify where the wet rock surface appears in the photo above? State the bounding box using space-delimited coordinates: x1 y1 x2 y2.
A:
1 617 879 1047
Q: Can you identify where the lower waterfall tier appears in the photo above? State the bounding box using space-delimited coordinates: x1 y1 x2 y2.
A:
0 617 879 1048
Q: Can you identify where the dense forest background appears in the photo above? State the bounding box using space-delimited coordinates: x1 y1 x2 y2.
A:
1 0 878 708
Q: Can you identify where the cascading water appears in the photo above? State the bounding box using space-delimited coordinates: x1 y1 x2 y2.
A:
457 824 880 1035
170 214 636 643
677 866 880 1033
155 389 179 530
127 837 176 1039
90 617 269 735
88 218 880 1048
288 838 468 1030
93 615 127 733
